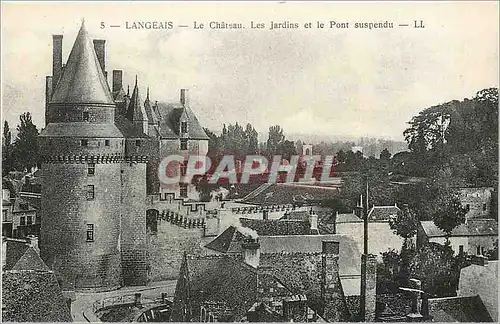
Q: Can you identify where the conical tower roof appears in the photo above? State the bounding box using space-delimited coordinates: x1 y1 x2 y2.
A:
51 21 114 105
144 87 159 124
126 77 148 122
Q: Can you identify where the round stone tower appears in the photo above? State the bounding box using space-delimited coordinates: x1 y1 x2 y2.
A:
39 22 124 291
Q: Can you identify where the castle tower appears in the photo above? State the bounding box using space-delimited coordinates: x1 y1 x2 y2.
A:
127 77 149 136
39 21 124 291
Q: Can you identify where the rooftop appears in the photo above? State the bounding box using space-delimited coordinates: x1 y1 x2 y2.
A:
50 21 114 105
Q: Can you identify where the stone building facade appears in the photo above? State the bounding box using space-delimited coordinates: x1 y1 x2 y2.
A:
39 21 208 291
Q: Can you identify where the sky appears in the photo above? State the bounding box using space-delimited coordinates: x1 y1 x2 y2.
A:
1 1 498 142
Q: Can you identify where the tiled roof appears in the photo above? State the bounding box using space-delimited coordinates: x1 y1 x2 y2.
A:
336 213 363 223
50 21 114 105
204 226 248 253
428 295 493 322
179 255 259 321
466 219 498 236
241 183 341 206
4 239 29 271
156 102 209 140
11 246 50 271
39 122 123 138
12 197 37 213
2 270 73 322
239 218 313 236
420 219 498 238
367 205 400 222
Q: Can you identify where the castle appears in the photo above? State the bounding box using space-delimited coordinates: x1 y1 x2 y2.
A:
39 21 208 291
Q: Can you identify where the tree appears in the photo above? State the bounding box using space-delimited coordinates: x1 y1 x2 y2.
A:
389 205 418 239
245 123 259 155
410 242 459 297
432 194 467 242
380 148 391 161
2 120 14 175
267 125 285 155
12 113 39 172
204 127 220 158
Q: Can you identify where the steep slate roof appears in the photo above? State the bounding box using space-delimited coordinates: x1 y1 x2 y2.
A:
2 270 73 322
156 102 209 140
51 21 114 105
204 226 248 253
420 219 498 238
114 113 150 138
40 122 123 138
241 183 340 206
179 255 260 321
4 239 30 271
428 295 493 322
11 246 50 271
127 79 148 122
239 218 313 236
367 205 400 222
144 89 159 124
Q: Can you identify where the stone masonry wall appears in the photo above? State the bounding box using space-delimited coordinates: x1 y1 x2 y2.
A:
41 162 122 291
121 162 148 286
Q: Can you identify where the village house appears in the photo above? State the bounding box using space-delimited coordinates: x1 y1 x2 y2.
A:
334 204 406 257
458 187 495 219
417 219 498 256
173 236 377 322
2 188 39 238
2 237 72 322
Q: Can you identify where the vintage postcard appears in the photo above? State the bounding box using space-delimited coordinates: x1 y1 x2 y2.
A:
1 1 498 322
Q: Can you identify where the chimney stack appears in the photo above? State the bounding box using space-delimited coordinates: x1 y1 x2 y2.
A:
360 254 377 322
45 76 53 125
52 35 63 90
112 70 123 93
93 39 106 78
26 235 39 255
241 236 260 268
180 89 189 107
321 241 342 321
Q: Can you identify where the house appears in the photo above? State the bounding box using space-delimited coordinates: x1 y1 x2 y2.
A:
417 219 498 255
2 238 73 322
204 227 366 297
334 205 405 257
173 235 376 322
2 188 38 238
458 187 495 219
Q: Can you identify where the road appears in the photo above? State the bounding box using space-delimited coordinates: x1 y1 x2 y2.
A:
71 280 178 322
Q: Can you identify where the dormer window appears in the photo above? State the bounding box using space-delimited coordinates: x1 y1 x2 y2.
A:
181 121 188 134
83 112 89 121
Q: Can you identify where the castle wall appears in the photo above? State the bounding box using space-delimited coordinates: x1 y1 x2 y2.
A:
40 162 122 291
147 221 205 281
120 162 149 286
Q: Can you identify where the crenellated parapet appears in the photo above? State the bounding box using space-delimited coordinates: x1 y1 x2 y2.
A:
41 153 124 163
124 155 149 163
